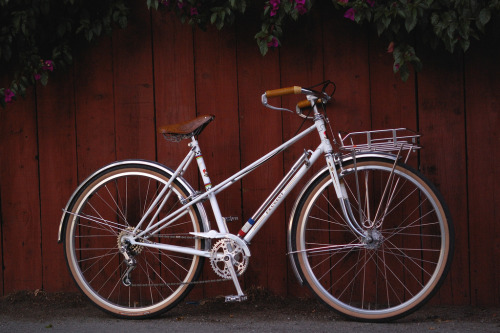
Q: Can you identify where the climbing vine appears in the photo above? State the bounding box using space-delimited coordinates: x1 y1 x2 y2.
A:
1 0 499 106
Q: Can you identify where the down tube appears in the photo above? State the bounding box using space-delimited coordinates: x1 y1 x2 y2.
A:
242 146 324 243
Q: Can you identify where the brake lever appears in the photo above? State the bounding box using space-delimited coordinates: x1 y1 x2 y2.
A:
261 93 294 113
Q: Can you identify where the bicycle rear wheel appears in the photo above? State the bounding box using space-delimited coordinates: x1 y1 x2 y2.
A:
291 157 454 321
63 162 206 318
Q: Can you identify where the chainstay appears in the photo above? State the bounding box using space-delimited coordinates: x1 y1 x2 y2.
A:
130 235 226 287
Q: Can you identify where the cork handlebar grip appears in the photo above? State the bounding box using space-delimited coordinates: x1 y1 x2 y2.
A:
296 99 312 109
265 86 302 98
296 98 323 109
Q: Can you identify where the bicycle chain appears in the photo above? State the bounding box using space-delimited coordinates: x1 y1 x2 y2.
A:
154 234 199 240
131 278 230 287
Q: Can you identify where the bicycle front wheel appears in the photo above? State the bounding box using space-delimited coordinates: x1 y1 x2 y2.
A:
291 157 454 321
63 162 206 318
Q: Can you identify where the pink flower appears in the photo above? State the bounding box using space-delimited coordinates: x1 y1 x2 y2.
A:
177 1 185 9
190 7 198 16
42 60 54 71
34 73 42 81
295 0 307 14
366 0 375 7
269 0 280 16
4 89 15 103
338 0 349 4
267 37 279 48
297 6 307 14
344 8 356 21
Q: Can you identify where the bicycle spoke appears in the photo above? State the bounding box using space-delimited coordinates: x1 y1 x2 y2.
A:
65 165 205 317
293 159 452 320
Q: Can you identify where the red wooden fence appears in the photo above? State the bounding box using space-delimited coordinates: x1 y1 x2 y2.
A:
1 3 499 306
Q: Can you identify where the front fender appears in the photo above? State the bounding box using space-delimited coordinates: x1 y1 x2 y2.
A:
57 159 210 244
286 152 399 285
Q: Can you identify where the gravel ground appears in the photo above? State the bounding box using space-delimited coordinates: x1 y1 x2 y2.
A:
1 290 499 332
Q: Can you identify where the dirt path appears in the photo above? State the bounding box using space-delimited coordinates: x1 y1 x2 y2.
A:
1 291 499 332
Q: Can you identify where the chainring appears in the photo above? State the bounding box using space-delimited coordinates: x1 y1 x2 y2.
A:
210 239 249 279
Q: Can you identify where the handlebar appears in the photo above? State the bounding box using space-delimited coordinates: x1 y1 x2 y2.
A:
261 81 335 119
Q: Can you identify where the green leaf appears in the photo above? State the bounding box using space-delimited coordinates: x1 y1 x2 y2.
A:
399 64 410 82
376 19 387 35
431 12 439 25
86 30 93 41
118 16 127 29
210 12 217 24
478 8 491 25
40 72 48 86
147 0 159 10
405 9 417 32
460 38 470 52
258 39 268 56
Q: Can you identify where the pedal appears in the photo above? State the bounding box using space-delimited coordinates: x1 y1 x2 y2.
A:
223 216 239 222
225 295 248 303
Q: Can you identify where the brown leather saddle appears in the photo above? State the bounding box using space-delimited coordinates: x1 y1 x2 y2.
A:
158 114 215 142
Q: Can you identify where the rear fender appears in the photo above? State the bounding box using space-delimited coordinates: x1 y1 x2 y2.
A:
57 159 210 246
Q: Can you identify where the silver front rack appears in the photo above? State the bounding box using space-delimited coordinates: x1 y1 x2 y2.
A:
339 128 420 153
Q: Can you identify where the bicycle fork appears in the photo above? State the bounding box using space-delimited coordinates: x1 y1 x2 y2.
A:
313 113 368 241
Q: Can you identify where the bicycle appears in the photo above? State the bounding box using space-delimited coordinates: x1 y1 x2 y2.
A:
58 81 454 322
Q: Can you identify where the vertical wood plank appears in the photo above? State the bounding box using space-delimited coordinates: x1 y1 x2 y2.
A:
39 26 116 295
36 69 78 293
112 2 155 161
151 10 201 298
368 33 423 305
236 14 285 295
279 8 325 298
322 9 372 298
0 91 41 294
193 25 240 297
417 49 469 305
368 37 417 131
322 11 371 134
151 10 197 185
74 37 117 180
465 32 500 306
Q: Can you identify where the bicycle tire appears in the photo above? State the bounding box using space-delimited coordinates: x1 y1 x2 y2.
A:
290 157 454 322
63 162 206 319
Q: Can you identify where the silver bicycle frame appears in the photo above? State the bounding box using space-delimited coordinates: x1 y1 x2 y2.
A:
124 104 368 261
132 122 320 249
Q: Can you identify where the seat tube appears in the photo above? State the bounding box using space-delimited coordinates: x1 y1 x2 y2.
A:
189 137 229 233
